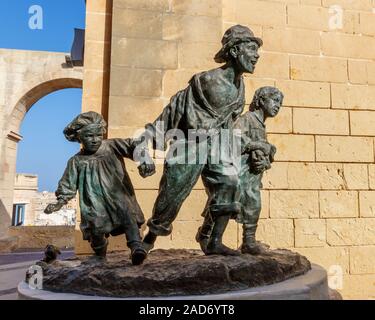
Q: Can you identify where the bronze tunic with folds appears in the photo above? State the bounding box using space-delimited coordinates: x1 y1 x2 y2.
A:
234 111 270 225
55 139 145 240
144 72 246 236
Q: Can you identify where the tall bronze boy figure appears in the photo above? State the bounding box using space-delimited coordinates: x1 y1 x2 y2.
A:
142 25 263 255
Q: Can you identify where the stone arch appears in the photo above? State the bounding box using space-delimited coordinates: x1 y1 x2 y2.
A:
7 77 83 134
0 78 83 237
0 49 83 239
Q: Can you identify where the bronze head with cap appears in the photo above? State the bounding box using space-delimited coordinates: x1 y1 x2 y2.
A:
214 24 263 74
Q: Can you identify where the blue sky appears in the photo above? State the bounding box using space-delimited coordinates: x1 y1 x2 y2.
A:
0 0 86 52
17 90 82 191
1 1 86 191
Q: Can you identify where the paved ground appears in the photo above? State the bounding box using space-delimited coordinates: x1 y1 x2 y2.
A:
0 250 74 300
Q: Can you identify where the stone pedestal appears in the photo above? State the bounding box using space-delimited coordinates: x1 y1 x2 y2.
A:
18 264 329 300
17 248 330 300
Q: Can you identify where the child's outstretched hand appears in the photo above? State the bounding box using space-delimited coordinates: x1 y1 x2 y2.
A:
138 162 156 178
44 203 64 214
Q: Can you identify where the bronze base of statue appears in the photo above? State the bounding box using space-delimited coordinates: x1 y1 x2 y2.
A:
32 248 311 298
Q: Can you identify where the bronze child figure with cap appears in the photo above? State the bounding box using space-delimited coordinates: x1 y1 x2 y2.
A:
236 86 283 254
44 111 155 265
196 86 283 255
141 24 263 256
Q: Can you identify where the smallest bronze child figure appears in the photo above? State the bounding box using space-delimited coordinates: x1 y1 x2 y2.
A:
44 111 155 265
236 86 284 254
196 86 283 255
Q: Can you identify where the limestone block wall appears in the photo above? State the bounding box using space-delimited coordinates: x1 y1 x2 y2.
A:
219 0 375 300
78 0 375 299
8 226 74 249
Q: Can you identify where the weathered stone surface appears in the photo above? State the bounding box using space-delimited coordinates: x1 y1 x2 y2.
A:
295 219 326 247
253 52 289 79
243 77 275 104
322 0 372 11
114 0 170 12
341 274 375 300
350 111 375 136
262 162 289 189
39 249 311 298
8 226 74 249
320 191 358 218
348 60 368 85
321 33 375 60
288 4 358 33
343 164 369 190
359 12 375 37
369 165 375 190
266 106 292 134
112 37 178 69
290 55 347 83
112 8 163 39
350 246 375 274
316 136 373 163
332 84 375 110
270 190 319 219
85 12 112 42
277 80 331 108
171 0 221 17
110 66 163 97
257 219 295 248
0 236 18 253
359 191 375 217
294 247 350 274
263 27 320 55
268 134 315 161
293 109 349 135
236 0 287 27
178 42 220 69
327 218 375 246
287 163 346 190
163 14 222 43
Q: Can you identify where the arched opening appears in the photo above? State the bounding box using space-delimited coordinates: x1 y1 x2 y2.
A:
1 77 82 234
14 88 82 227
7 78 82 134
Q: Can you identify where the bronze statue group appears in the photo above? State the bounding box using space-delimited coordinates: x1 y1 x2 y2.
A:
45 25 284 266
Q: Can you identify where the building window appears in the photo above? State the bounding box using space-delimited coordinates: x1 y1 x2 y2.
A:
12 204 26 226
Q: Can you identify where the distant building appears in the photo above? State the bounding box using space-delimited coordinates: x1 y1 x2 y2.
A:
12 173 76 226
